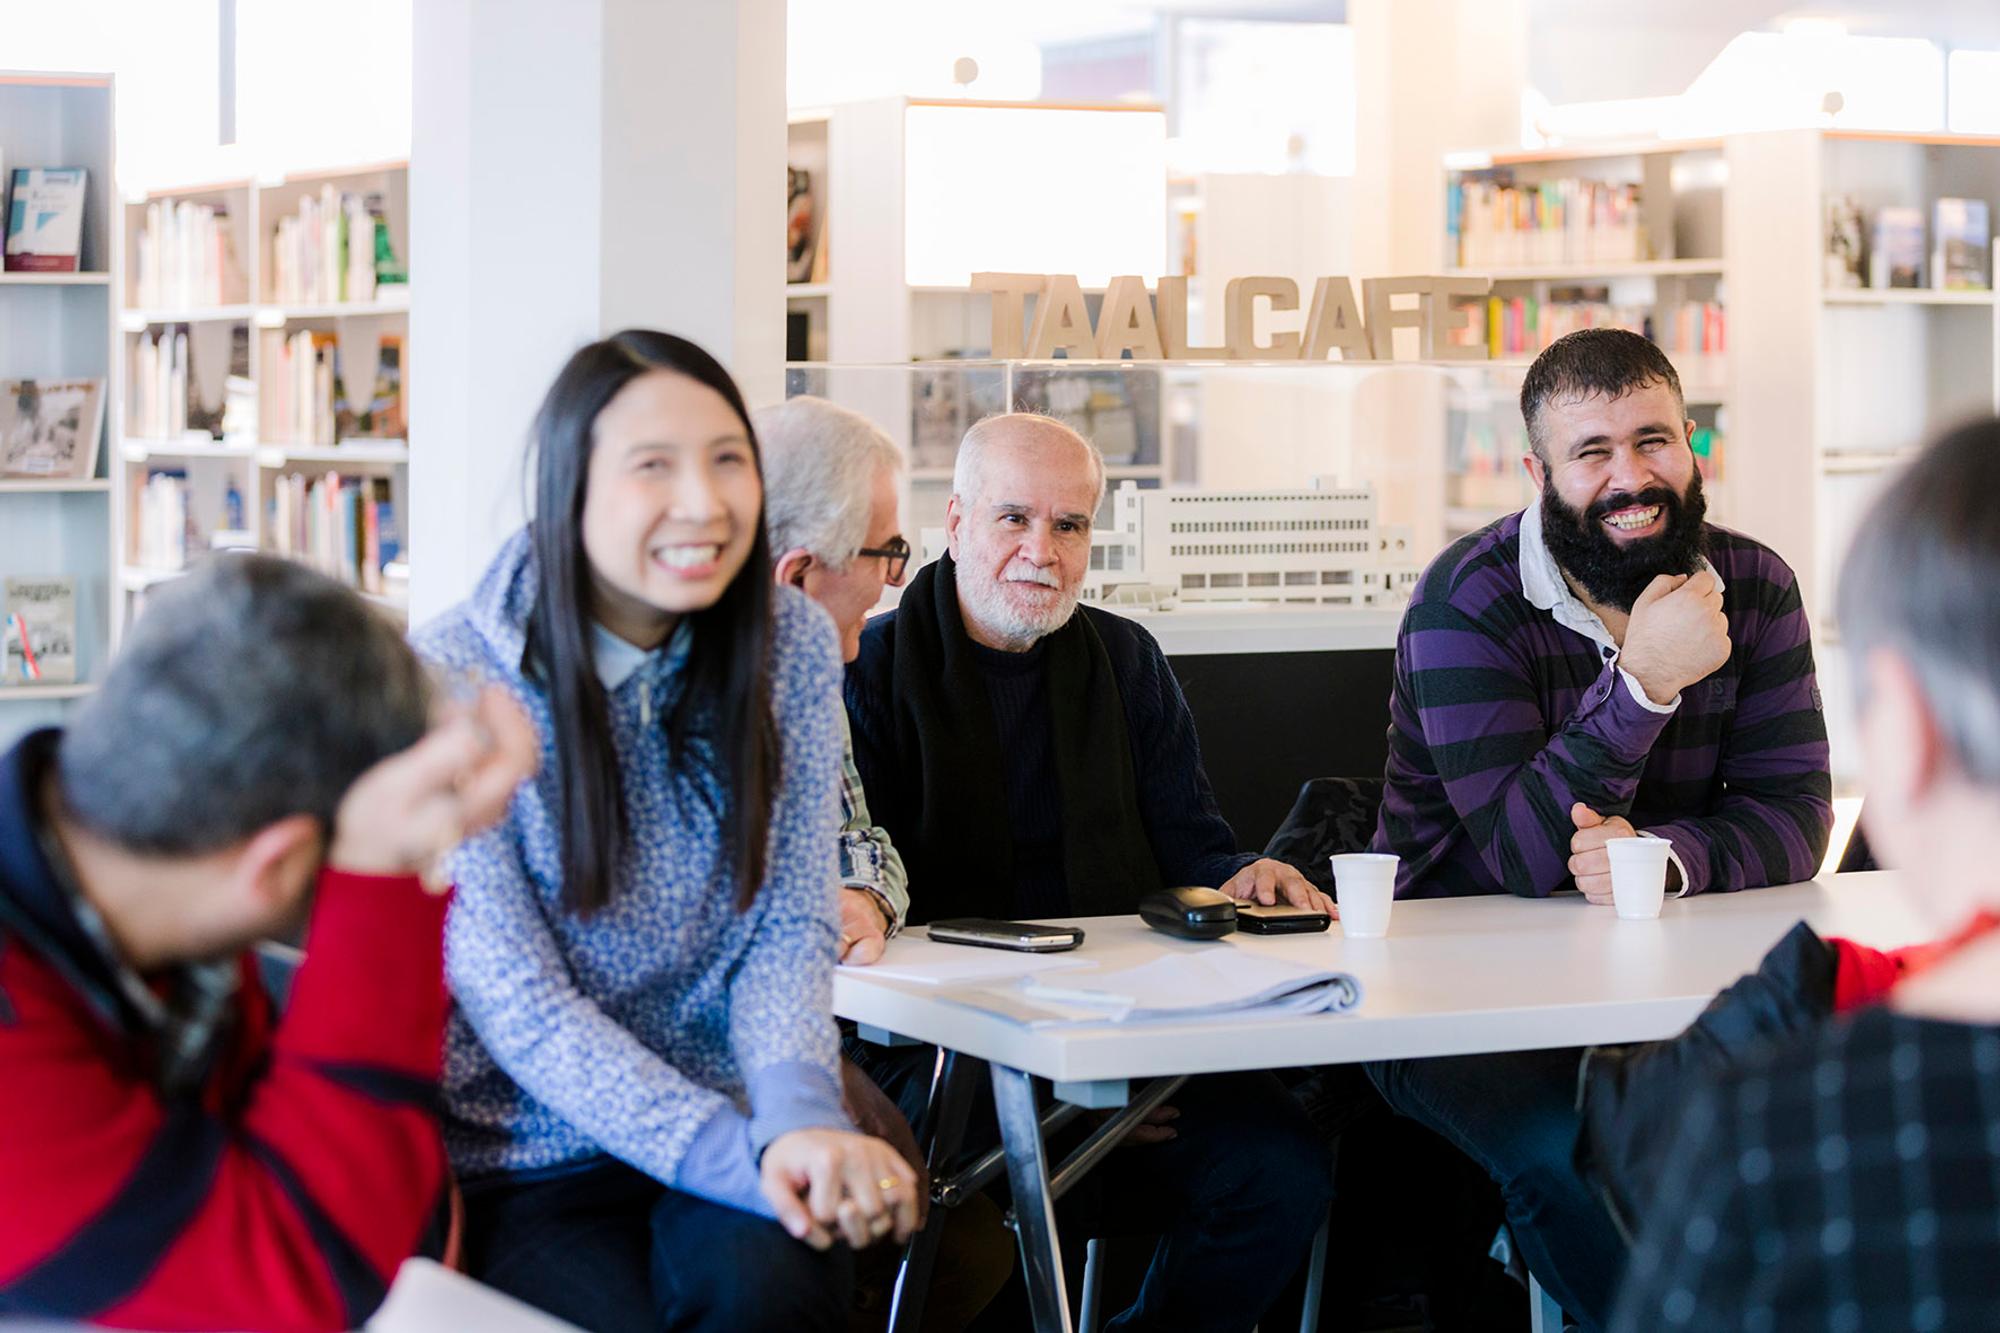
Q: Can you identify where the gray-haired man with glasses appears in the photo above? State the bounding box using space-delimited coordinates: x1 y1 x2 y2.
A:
756 395 1016 1330
754 394 912 966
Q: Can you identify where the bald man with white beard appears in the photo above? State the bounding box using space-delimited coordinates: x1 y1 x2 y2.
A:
841 412 1335 1333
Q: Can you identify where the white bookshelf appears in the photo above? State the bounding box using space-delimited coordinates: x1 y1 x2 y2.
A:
0 270 112 287
117 161 412 620
1820 286 1996 306
122 304 257 327
1725 129 2000 630
0 682 97 702
0 73 119 747
0 478 111 494
1474 259 1726 281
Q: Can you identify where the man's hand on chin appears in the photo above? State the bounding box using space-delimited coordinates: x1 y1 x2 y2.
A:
1220 858 1338 917
1619 571 1730 706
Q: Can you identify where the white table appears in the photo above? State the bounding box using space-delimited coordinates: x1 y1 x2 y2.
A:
838 872 1924 1332
0 1259 581 1333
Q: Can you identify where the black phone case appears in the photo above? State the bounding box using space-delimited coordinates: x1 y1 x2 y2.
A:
1234 911 1331 935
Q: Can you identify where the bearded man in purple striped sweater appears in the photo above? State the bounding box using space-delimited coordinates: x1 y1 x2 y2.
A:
1364 328 1833 1331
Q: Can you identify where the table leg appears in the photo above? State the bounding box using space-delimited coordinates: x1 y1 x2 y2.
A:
888 1048 978 1333
993 1062 1073 1333
1530 1274 1565 1333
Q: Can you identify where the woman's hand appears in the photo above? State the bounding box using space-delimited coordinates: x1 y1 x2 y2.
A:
759 1128 921 1251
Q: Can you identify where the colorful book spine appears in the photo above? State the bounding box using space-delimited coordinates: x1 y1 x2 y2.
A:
1450 175 1646 268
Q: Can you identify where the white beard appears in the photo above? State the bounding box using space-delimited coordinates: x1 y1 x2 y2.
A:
959 570 1079 648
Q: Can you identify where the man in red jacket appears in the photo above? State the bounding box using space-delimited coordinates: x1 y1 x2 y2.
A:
0 554 534 1331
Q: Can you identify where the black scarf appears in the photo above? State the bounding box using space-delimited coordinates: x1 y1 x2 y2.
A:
888 555 1162 921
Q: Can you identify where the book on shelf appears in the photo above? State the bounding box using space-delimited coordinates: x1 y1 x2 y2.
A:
785 165 819 284
133 469 194 571
1451 291 1724 362
1824 196 1866 290
4 577 77 685
369 194 407 287
1 379 106 479
135 198 245 308
4 168 87 273
333 333 405 440
130 322 250 445
271 184 406 305
1448 174 1646 269
268 470 399 594
1932 198 1990 291
1870 207 1925 289
267 328 339 447
130 328 188 440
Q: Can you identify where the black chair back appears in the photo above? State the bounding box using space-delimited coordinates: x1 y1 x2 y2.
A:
1262 777 1387 895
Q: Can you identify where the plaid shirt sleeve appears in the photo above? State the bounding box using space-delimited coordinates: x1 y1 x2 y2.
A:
836 708 908 934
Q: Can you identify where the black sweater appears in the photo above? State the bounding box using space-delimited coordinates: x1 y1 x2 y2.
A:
844 602 1251 923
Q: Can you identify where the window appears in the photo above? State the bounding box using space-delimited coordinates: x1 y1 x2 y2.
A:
1182 574 1206 589
1323 571 1352 585
1285 571 1315 586
1248 572 1279 587
1211 573 1243 589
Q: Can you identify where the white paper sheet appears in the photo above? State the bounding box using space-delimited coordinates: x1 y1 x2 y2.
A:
1018 949 1361 1021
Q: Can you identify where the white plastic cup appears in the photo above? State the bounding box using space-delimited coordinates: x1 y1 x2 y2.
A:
1331 853 1400 938
1605 837 1672 920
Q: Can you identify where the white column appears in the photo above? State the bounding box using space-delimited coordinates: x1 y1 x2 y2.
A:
1347 0 1526 555
409 0 786 623
1350 0 1526 278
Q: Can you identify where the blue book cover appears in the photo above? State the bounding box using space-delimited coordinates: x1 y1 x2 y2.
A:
1870 206 1925 289
4 167 87 272
1933 197 1990 291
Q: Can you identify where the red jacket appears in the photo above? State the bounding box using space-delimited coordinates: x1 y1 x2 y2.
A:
1829 910 2000 1012
0 730 450 1330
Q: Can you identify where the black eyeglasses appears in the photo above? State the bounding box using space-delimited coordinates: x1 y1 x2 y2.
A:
855 535 912 586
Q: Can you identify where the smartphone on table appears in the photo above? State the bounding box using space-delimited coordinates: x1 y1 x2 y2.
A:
926 918 1086 953
1232 901 1332 935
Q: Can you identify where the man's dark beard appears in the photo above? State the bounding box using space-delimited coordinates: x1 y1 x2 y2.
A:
1541 471 1707 612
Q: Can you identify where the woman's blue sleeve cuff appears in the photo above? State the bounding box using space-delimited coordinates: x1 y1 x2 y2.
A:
746 1060 856 1155
672 1105 776 1219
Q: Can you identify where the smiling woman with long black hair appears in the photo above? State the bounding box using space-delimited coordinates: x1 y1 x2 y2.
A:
414 330 917 1333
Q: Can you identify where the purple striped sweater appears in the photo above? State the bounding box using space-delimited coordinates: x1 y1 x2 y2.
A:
1371 508 1832 899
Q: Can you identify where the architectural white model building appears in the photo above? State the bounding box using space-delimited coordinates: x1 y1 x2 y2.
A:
920 479 1423 611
